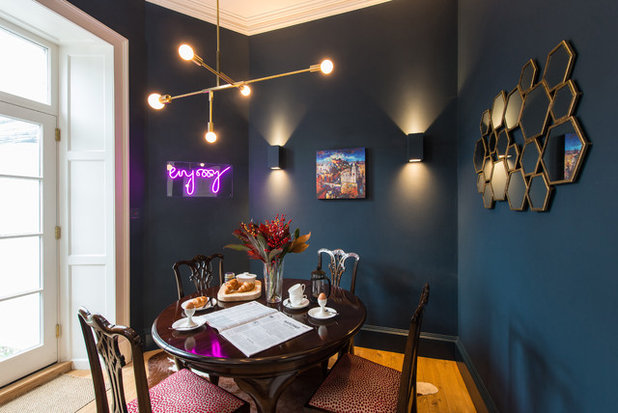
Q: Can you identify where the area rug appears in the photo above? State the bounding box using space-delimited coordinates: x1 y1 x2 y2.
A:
147 352 323 412
0 375 95 413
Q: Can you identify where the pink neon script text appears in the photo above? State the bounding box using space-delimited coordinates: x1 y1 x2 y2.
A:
168 165 231 195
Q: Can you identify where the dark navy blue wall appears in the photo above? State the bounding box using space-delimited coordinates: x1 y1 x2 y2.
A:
247 0 458 334
458 0 618 410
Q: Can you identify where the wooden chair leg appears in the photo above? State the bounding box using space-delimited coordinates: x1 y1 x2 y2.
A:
209 374 220 385
321 360 329 378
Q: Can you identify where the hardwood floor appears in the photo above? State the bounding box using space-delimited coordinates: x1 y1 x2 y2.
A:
72 347 477 412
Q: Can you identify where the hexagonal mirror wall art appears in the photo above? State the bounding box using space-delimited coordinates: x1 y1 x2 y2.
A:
520 83 551 141
481 110 491 136
473 138 487 173
518 59 537 93
504 88 524 130
473 40 590 212
541 117 588 185
491 91 507 131
550 80 580 121
527 173 552 211
521 139 541 176
507 169 527 211
505 144 520 172
543 40 575 91
495 129 511 158
490 160 509 201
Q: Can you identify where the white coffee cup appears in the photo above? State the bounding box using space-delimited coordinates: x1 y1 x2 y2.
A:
288 283 305 296
290 293 307 306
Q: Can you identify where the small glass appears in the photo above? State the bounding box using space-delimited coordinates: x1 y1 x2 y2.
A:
224 272 235 283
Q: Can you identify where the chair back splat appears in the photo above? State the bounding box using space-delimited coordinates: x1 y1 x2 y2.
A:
397 283 430 413
78 307 151 413
172 253 224 300
317 248 360 294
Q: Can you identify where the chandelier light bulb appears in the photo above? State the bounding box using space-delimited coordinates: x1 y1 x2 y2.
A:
320 59 334 75
240 85 251 97
205 130 217 143
178 44 195 61
147 93 165 110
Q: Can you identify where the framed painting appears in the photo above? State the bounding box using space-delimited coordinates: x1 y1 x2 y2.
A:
316 147 366 199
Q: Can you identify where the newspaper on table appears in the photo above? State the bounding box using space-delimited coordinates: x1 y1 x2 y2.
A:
195 301 312 357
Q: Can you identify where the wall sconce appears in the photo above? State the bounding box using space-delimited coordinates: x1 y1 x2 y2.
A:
268 145 283 169
406 133 424 162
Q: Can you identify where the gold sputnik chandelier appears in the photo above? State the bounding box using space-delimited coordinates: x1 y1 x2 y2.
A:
147 0 334 143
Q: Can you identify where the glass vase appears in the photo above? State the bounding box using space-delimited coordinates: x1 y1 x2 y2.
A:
263 259 284 303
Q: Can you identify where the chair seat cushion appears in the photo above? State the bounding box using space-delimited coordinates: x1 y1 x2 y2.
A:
127 368 245 413
308 353 401 413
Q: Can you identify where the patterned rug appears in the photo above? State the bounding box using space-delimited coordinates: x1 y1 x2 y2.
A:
0 375 95 413
147 352 324 413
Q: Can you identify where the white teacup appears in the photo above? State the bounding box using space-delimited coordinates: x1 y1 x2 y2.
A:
288 283 305 296
289 293 307 306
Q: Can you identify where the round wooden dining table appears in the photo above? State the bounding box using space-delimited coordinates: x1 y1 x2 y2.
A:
151 278 366 413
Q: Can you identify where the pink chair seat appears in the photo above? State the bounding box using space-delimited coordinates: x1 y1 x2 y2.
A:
307 353 401 413
127 368 246 413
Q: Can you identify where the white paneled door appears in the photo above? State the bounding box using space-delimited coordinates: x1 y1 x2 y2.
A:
0 102 57 387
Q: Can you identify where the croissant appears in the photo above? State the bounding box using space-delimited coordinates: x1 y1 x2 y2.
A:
237 281 253 293
225 279 240 290
224 285 235 294
187 296 207 308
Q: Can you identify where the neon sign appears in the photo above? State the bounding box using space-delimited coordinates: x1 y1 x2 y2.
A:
166 161 233 198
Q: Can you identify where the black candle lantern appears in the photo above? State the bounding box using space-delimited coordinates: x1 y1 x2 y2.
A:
310 266 331 302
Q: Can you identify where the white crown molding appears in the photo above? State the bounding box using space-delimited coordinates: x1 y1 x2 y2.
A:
146 0 391 36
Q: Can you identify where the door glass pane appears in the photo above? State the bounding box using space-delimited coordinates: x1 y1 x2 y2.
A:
0 293 41 360
0 237 41 297
0 115 41 176
0 178 40 235
0 27 48 104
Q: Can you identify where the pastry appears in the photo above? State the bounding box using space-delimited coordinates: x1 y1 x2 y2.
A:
237 281 253 292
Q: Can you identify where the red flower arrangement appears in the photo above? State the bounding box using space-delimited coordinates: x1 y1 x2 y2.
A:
225 214 311 264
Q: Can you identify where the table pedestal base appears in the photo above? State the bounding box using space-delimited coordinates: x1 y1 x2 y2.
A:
235 371 298 413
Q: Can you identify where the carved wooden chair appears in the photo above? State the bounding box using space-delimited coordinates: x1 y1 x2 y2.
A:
77 307 249 413
305 283 430 413
317 248 360 294
172 253 224 300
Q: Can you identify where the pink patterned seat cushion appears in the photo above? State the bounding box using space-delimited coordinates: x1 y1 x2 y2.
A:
308 353 401 413
127 368 245 413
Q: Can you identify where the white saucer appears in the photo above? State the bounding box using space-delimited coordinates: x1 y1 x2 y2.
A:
172 317 207 331
181 298 217 311
283 298 310 309
308 306 337 320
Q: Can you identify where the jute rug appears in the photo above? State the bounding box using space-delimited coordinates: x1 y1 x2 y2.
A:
0 375 95 413
147 352 324 413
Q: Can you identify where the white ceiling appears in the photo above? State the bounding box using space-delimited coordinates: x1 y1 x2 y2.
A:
146 0 391 36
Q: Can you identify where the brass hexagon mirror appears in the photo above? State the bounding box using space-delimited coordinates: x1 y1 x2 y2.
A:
541 117 588 185
491 91 507 130
527 173 552 211
506 169 527 211
519 83 551 141
490 160 508 201
473 40 589 213
543 40 575 92
505 88 523 130
521 139 541 176
480 110 491 136
505 144 520 172
495 129 510 158
483 157 493 181
550 80 580 121
482 183 494 209
477 173 485 193
473 138 487 173
518 59 537 93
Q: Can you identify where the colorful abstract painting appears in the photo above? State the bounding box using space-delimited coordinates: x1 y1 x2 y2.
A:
316 148 366 199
